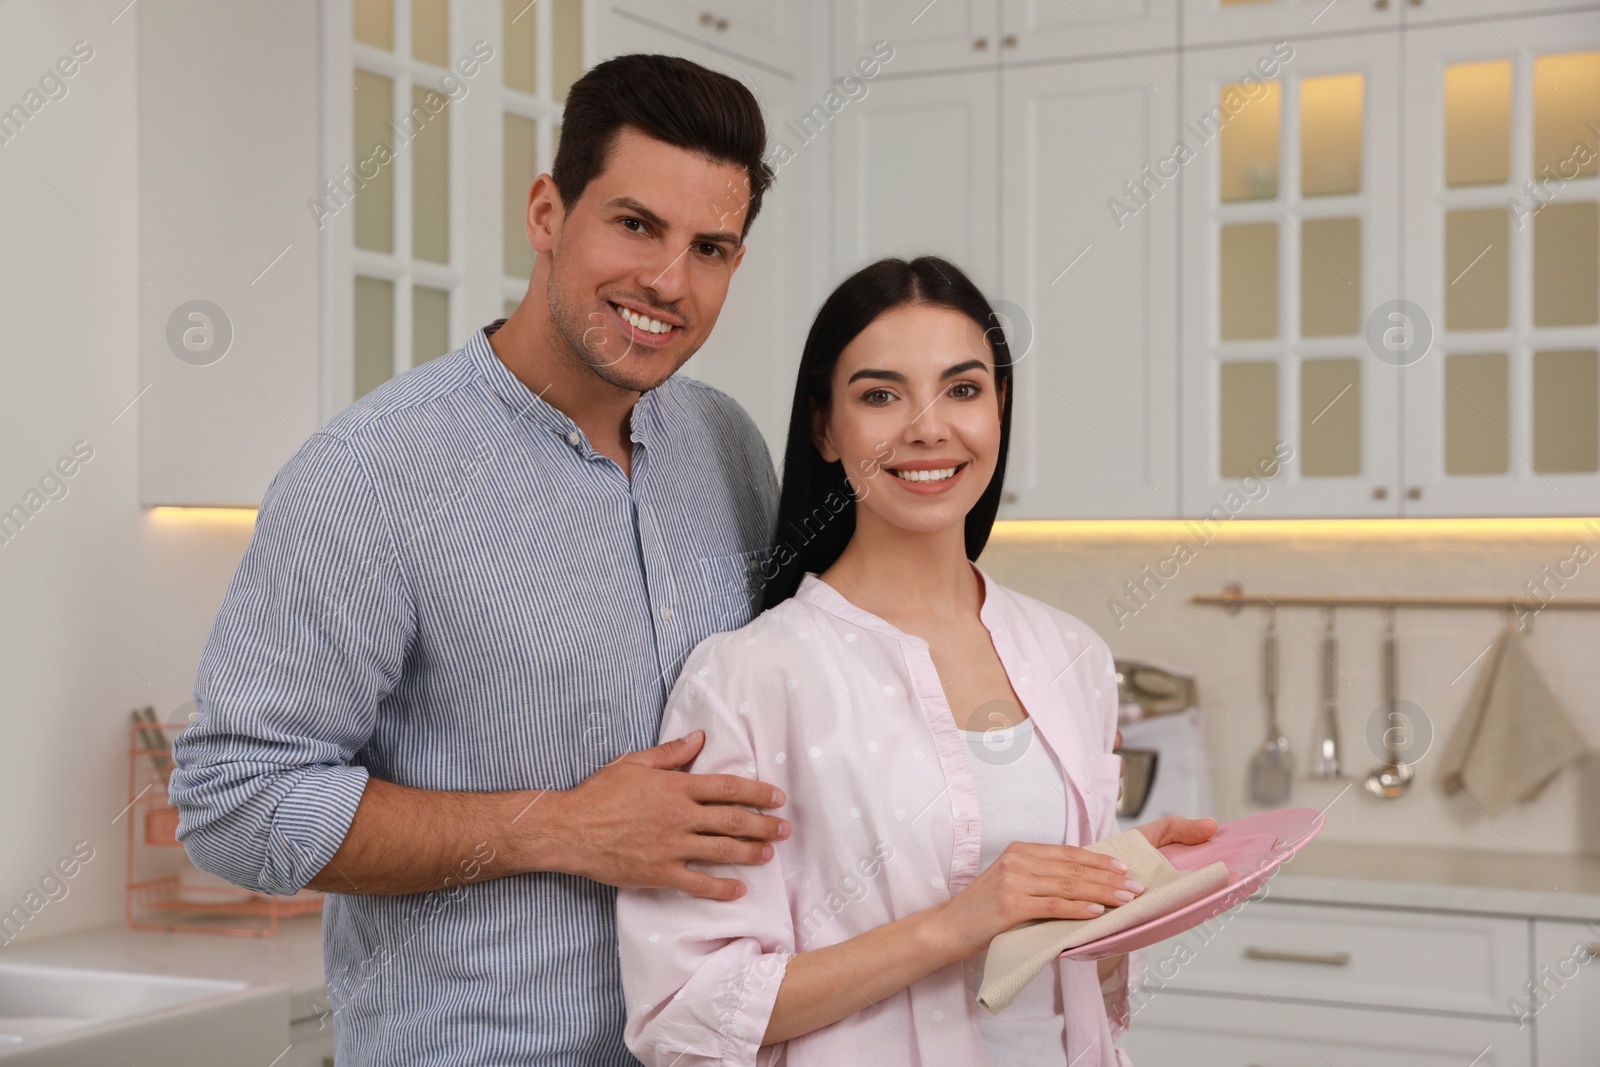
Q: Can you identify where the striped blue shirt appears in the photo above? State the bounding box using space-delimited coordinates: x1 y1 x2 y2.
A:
169 321 779 1066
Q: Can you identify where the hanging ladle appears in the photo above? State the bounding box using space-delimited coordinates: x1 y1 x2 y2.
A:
1364 606 1414 799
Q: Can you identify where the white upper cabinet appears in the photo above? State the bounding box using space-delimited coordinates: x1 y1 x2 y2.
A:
594 3 812 455
997 0 1177 62
1183 0 1400 47
139 0 322 507
833 0 1000 75
1000 55 1180 518
835 0 1177 73
828 69 1001 293
609 0 796 74
1401 15 1600 515
1181 33 1403 516
1403 0 1600 27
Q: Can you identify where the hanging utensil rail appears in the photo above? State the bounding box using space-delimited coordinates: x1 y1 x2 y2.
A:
1193 584 1600 613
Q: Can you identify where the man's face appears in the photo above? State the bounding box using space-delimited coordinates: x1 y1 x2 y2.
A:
538 125 750 393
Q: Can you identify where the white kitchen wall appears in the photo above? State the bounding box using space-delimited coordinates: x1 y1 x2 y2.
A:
982 524 1600 858
0 0 262 946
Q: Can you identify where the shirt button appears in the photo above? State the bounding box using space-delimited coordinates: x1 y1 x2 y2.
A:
660 606 673 621
566 431 581 447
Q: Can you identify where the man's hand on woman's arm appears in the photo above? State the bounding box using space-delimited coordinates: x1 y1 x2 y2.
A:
306 729 790 896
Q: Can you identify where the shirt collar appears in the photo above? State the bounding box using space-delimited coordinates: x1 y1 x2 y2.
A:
468 319 664 452
794 561 1002 647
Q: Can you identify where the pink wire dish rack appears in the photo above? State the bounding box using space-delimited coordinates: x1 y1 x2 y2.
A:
126 718 323 937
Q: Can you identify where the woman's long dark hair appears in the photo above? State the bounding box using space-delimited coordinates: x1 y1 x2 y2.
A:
759 256 1014 611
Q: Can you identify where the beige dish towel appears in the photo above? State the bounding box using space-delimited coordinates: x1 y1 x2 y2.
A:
1440 622 1592 818
976 829 1229 1014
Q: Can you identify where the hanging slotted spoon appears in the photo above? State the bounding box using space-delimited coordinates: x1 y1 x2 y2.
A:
1249 611 1294 805
1365 606 1415 799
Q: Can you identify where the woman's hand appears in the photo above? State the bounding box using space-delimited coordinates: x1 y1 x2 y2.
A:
1132 813 1219 849
924 841 1146 963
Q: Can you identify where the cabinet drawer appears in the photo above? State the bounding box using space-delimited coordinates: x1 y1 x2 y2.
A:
1122 990 1532 1067
1135 900 1528 1016
1529 918 1600 1063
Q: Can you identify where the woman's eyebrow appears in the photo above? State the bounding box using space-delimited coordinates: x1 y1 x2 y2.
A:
846 359 990 386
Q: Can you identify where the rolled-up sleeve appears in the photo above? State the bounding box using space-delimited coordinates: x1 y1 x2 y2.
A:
616 659 794 1067
169 431 415 895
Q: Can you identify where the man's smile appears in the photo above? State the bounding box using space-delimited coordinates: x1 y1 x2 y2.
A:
606 299 683 348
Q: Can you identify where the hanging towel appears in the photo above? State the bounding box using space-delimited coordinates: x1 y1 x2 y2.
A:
976 828 1229 1014
1439 621 1592 818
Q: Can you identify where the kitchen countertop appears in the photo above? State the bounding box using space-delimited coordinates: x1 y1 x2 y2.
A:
1266 839 1600 922
2 915 329 1024
8 847 1600 1012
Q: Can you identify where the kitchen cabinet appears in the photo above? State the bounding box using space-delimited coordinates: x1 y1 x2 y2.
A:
287 1016 336 1066
995 0 1177 63
1120 897 1535 1065
1123 993 1532 1065
830 0 1181 518
594 2 814 453
833 0 1000 75
999 56 1180 517
137 0 323 506
828 69 1001 292
1403 0 1600 28
834 0 1175 71
1138 899 1529 1013
1181 0 1401 48
1400 15 1600 515
1182 7 1599 518
1180 32 1404 516
609 0 795 74
1530 918 1600 1065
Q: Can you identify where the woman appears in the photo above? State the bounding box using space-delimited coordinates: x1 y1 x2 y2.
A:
616 257 1215 1066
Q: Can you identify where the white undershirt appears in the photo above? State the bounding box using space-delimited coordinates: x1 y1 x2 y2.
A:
958 716 1072 1067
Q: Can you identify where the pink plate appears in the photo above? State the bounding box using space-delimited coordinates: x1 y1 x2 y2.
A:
1058 807 1326 961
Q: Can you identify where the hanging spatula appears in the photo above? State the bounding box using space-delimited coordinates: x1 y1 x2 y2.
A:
1249 611 1294 805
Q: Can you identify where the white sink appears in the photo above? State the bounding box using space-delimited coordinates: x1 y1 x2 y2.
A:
0 962 287 1065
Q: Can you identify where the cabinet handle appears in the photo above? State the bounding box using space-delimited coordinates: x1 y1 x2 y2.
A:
1406 486 1421 500
1002 490 1018 504
1374 0 1389 9
973 37 989 50
715 17 728 31
1002 34 1018 48
1244 946 1352 966
1371 486 1389 500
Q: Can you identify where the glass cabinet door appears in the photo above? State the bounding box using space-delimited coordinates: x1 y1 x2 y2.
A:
1401 15 1600 515
1181 33 1403 516
326 0 590 411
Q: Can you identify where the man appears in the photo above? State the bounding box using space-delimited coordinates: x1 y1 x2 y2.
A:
170 54 790 1065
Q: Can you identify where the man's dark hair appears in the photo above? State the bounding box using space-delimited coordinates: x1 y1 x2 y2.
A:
552 54 774 241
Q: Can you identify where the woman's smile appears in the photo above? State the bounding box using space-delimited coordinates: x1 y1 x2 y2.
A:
885 460 969 494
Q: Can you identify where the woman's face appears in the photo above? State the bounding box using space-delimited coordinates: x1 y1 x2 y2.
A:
813 303 1005 538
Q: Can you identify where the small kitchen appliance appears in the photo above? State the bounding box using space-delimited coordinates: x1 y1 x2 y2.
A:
1114 658 1216 833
